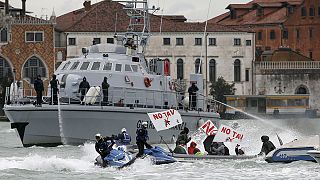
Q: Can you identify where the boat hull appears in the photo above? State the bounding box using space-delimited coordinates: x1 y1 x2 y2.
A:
265 147 317 163
172 153 256 162
4 104 219 147
307 150 320 164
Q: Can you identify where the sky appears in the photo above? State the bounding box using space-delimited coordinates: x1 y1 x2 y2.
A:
8 0 250 21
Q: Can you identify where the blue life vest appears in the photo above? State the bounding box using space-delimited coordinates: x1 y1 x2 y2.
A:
136 128 149 142
121 133 131 145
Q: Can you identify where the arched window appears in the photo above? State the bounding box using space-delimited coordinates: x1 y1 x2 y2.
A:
0 56 12 78
195 58 202 74
209 59 216 82
295 85 309 94
23 56 47 83
234 59 241 82
177 59 184 79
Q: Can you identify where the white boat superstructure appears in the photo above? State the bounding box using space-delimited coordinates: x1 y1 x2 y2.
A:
4 0 220 147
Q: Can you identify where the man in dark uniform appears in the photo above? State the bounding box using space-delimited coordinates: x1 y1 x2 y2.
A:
95 133 115 166
50 74 59 105
34 75 44 106
101 77 109 104
79 77 90 104
136 121 152 157
259 135 276 155
188 83 199 110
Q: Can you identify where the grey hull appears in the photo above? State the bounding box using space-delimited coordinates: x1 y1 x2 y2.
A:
4 104 220 147
172 153 256 162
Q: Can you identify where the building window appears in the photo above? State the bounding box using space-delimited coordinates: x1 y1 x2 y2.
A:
208 38 216 46
270 30 276 40
258 31 262 40
0 56 12 78
176 38 184 46
68 38 76 45
23 56 47 83
230 10 237 19
257 7 263 16
0 29 7 42
301 7 306 16
309 51 313 59
310 7 315 16
195 58 202 74
282 29 288 39
163 38 170 45
234 38 241 46
177 59 184 80
107 38 114 44
234 59 241 82
246 40 252 46
318 7 320 16
287 6 294 14
195 38 202 46
296 29 300 39
309 28 313 38
26 32 44 42
245 69 249 82
93 38 101 45
209 59 216 82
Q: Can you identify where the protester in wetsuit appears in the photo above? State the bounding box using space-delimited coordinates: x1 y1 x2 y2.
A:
113 128 131 145
188 141 200 154
235 144 245 155
209 142 230 155
136 122 152 158
176 127 191 146
259 135 276 155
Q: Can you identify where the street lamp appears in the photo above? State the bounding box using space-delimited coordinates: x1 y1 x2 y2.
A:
274 82 285 94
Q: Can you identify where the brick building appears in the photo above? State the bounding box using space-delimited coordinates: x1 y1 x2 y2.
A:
0 0 56 97
209 0 320 61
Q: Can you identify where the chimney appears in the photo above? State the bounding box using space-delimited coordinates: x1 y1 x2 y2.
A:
22 0 26 16
83 0 91 11
5 0 9 15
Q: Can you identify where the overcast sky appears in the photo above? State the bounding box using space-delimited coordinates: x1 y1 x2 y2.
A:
9 0 250 21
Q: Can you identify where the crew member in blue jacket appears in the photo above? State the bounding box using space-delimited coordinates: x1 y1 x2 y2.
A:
136 121 152 157
113 128 131 145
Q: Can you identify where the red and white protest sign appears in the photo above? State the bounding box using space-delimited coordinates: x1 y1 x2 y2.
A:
201 120 218 135
147 109 183 131
213 124 245 143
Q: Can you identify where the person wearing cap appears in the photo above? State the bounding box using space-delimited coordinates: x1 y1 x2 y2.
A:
113 128 131 145
136 121 152 157
79 77 90 104
95 133 115 162
101 77 109 104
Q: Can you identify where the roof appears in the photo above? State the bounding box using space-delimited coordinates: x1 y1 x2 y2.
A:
208 0 303 26
56 0 251 33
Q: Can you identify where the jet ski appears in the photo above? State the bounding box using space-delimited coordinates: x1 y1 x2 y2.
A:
95 146 135 168
143 146 176 165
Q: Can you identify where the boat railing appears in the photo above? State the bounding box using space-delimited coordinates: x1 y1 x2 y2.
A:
5 87 216 112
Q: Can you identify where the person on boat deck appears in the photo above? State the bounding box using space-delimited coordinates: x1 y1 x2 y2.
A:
79 77 90 104
259 135 276 156
188 83 199 110
176 127 191 146
235 144 245 155
101 77 109 104
50 74 59 105
136 121 152 158
95 133 115 160
113 128 131 145
34 75 44 106
209 142 230 155
188 141 200 155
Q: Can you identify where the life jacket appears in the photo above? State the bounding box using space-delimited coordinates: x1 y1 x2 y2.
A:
121 133 131 145
136 128 148 142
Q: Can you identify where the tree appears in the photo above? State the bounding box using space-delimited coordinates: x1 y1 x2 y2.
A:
209 76 235 116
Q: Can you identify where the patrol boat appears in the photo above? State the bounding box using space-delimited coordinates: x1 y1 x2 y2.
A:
4 0 220 147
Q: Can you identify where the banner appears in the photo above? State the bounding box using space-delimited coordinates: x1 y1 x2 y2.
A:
188 120 218 153
147 109 183 131
213 124 245 143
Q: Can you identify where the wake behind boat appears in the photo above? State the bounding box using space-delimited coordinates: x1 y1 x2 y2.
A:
4 0 220 147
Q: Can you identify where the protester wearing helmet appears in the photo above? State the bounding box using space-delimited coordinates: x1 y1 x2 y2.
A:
113 128 132 145
136 121 152 157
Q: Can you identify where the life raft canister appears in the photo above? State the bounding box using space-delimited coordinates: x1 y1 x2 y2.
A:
144 77 151 87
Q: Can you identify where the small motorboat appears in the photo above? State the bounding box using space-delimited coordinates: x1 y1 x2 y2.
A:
265 135 319 163
307 150 320 163
95 146 135 168
171 153 256 162
143 146 176 165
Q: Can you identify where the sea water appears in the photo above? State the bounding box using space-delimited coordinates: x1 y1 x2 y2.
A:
0 120 320 180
